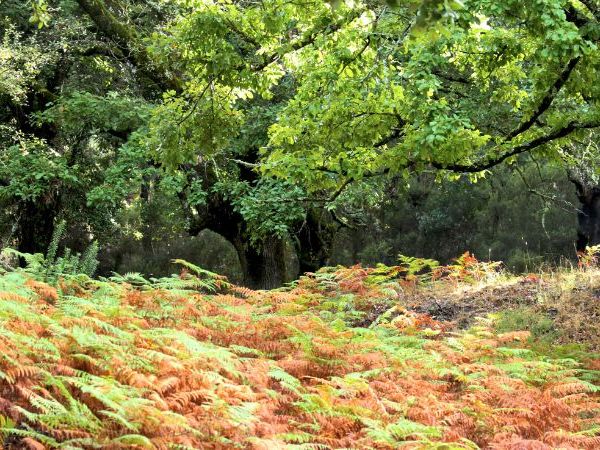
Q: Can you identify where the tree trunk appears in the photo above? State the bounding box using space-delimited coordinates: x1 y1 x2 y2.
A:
181 190 289 289
75 0 180 93
572 181 600 251
242 236 287 289
295 209 337 275
217 233 287 289
568 166 600 251
139 175 155 254
17 200 56 255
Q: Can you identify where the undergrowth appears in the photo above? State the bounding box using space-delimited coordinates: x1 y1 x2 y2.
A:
0 253 597 449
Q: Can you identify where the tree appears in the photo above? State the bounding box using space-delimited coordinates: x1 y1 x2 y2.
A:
148 0 600 250
0 0 341 287
563 135 600 250
330 161 577 270
4 0 600 286
0 1 142 253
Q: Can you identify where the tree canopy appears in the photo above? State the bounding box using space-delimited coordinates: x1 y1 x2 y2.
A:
148 0 600 184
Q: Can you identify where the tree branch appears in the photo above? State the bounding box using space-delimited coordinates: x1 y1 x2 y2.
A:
513 165 584 215
75 0 180 92
506 56 580 140
579 0 600 21
249 10 363 72
374 127 404 148
433 119 600 173
327 177 352 202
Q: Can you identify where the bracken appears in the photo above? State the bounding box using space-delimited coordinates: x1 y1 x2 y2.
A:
0 262 596 449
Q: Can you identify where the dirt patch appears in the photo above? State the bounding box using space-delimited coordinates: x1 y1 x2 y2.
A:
390 271 600 351
401 279 540 328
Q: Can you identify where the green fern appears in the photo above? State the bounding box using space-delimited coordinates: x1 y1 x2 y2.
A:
79 241 99 277
46 220 66 266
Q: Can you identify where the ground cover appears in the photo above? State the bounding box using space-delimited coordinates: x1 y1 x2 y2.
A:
0 257 598 449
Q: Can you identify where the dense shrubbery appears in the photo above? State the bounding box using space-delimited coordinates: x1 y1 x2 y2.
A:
0 257 597 449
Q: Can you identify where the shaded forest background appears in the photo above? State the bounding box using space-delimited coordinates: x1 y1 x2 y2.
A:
4 162 577 285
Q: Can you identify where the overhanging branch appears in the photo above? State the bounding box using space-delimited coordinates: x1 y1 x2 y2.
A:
433 119 600 173
238 9 365 72
574 0 600 23
506 56 580 141
75 0 180 92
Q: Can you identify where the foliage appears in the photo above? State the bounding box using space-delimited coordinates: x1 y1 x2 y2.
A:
495 307 560 347
0 259 596 448
0 0 160 254
332 162 579 271
356 252 502 289
2 8 600 448
215 178 307 244
35 91 151 137
398 254 440 277
0 131 79 203
3 0 600 285
148 0 600 189
0 25 49 102
578 244 600 268
440 251 503 283
1 221 99 281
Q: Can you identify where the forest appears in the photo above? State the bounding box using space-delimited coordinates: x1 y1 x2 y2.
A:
0 0 599 448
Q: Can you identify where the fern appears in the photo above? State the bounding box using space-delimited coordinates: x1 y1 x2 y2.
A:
1 220 99 283
364 417 443 445
397 254 440 277
45 220 66 267
110 434 154 448
171 258 221 279
0 260 596 448
79 241 99 277
268 366 303 395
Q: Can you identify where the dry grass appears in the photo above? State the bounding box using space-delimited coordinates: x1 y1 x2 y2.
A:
399 266 600 351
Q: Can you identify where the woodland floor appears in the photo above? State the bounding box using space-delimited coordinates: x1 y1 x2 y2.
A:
0 261 598 449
